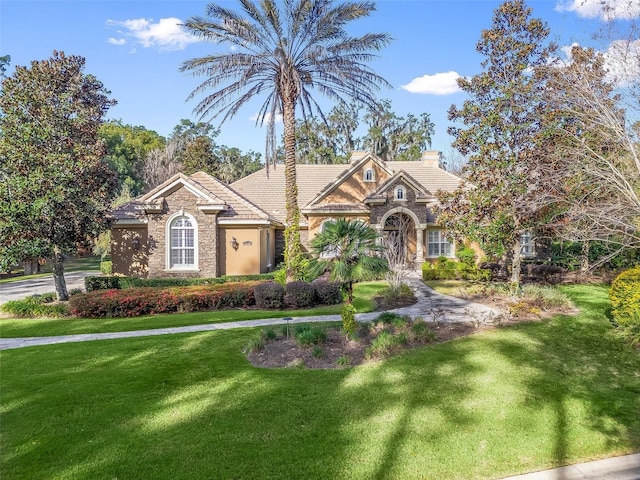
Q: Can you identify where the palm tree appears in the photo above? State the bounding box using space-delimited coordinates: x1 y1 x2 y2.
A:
310 219 388 303
180 0 391 281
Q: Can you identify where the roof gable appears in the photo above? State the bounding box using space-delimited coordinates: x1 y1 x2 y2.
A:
365 170 437 205
140 173 224 205
305 152 393 208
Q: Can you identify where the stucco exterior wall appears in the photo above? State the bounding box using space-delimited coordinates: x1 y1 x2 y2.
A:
218 227 261 276
320 159 389 205
146 186 219 278
307 214 370 241
111 225 148 277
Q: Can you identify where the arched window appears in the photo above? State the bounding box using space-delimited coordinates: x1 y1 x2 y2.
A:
394 185 406 201
364 168 374 182
169 215 197 269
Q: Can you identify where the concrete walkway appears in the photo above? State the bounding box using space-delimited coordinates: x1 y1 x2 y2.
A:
499 453 640 480
0 271 499 350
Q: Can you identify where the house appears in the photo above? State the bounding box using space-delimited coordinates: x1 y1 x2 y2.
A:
110 151 465 278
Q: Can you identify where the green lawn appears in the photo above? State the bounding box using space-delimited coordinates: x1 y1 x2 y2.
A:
1 284 638 479
0 281 388 338
0 255 102 284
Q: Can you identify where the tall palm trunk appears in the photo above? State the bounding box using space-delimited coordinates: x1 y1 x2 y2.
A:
282 98 303 282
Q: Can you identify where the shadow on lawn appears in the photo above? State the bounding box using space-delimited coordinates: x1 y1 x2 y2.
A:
2 284 639 480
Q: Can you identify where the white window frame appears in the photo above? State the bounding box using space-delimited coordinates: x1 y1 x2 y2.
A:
394 185 407 202
364 168 375 182
166 212 198 270
521 231 535 257
427 229 454 258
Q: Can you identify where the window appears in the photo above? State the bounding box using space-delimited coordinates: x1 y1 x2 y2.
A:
394 185 406 201
521 231 535 257
428 230 453 257
169 215 196 269
364 168 375 182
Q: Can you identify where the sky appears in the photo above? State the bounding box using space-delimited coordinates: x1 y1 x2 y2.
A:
1 0 639 158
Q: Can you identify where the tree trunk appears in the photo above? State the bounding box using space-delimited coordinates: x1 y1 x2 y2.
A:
22 258 42 275
282 98 303 283
510 237 522 295
52 248 68 301
580 240 590 276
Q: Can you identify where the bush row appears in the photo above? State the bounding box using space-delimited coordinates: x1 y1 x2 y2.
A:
85 273 276 292
422 257 490 281
69 282 260 318
254 279 342 309
1 294 68 318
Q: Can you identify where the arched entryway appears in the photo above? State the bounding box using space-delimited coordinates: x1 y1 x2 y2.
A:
382 212 417 265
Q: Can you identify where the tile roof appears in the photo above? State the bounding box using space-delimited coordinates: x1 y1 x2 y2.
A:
231 158 463 223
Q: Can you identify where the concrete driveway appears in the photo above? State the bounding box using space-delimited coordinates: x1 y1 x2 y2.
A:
0 271 98 304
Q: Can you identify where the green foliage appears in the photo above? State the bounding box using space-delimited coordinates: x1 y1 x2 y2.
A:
295 326 327 346
341 303 357 337
0 51 117 299
335 354 352 367
456 246 477 267
1 296 68 318
375 312 405 325
264 328 278 341
245 331 266 353
422 260 489 281
254 282 285 310
99 120 165 196
181 0 390 283
84 273 275 291
610 267 640 347
380 283 416 305
310 219 388 302
410 318 437 343
99 261 112 275
437 0 555 287
551 241 640 271
365 331 402 359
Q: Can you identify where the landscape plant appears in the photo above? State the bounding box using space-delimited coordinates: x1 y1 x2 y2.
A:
180 0 390 281
0 51 117 300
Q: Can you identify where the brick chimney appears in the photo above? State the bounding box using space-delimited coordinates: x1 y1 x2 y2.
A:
422 150 441 168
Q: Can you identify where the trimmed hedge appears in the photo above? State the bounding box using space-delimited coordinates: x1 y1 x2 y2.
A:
254 282 285 309
610 266 640 323
69 282 259 318
312 278 343 305
285 281 316 308
85 273 275 292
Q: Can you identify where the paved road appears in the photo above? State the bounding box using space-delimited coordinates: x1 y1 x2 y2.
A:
0 271 98 304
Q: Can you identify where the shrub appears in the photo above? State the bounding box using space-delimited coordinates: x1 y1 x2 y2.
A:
610 267 640 348
69 282 258 318
84 273 275 292
264 327 278 340
381 283 416 305
520 284 572 310
365 331 401 359
410 318 437 343
341 303 357 337
254 282 285 309
100 260 112 275
312 346 324 358
335 355 351 367
422 262 438 281
610 266 640 324
296 326 327 346
1 296 68 318
312 278 343 305
285 281 316 308
376 312 404 325
246 331 266 353
456 246 476 267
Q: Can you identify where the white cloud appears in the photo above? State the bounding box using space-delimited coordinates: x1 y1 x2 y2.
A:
106 17 199 51
250 112 283 124
603 38 640 87
400 71 461 95
556 0 640 20
108 37 126 46
558 40 640 88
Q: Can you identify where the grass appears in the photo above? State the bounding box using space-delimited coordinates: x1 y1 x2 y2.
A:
1 285 639 480
0 282 387 338
0 255 102 284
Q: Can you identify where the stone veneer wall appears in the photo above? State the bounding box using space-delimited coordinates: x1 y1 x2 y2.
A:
146 187 219 278
368 178 428 226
